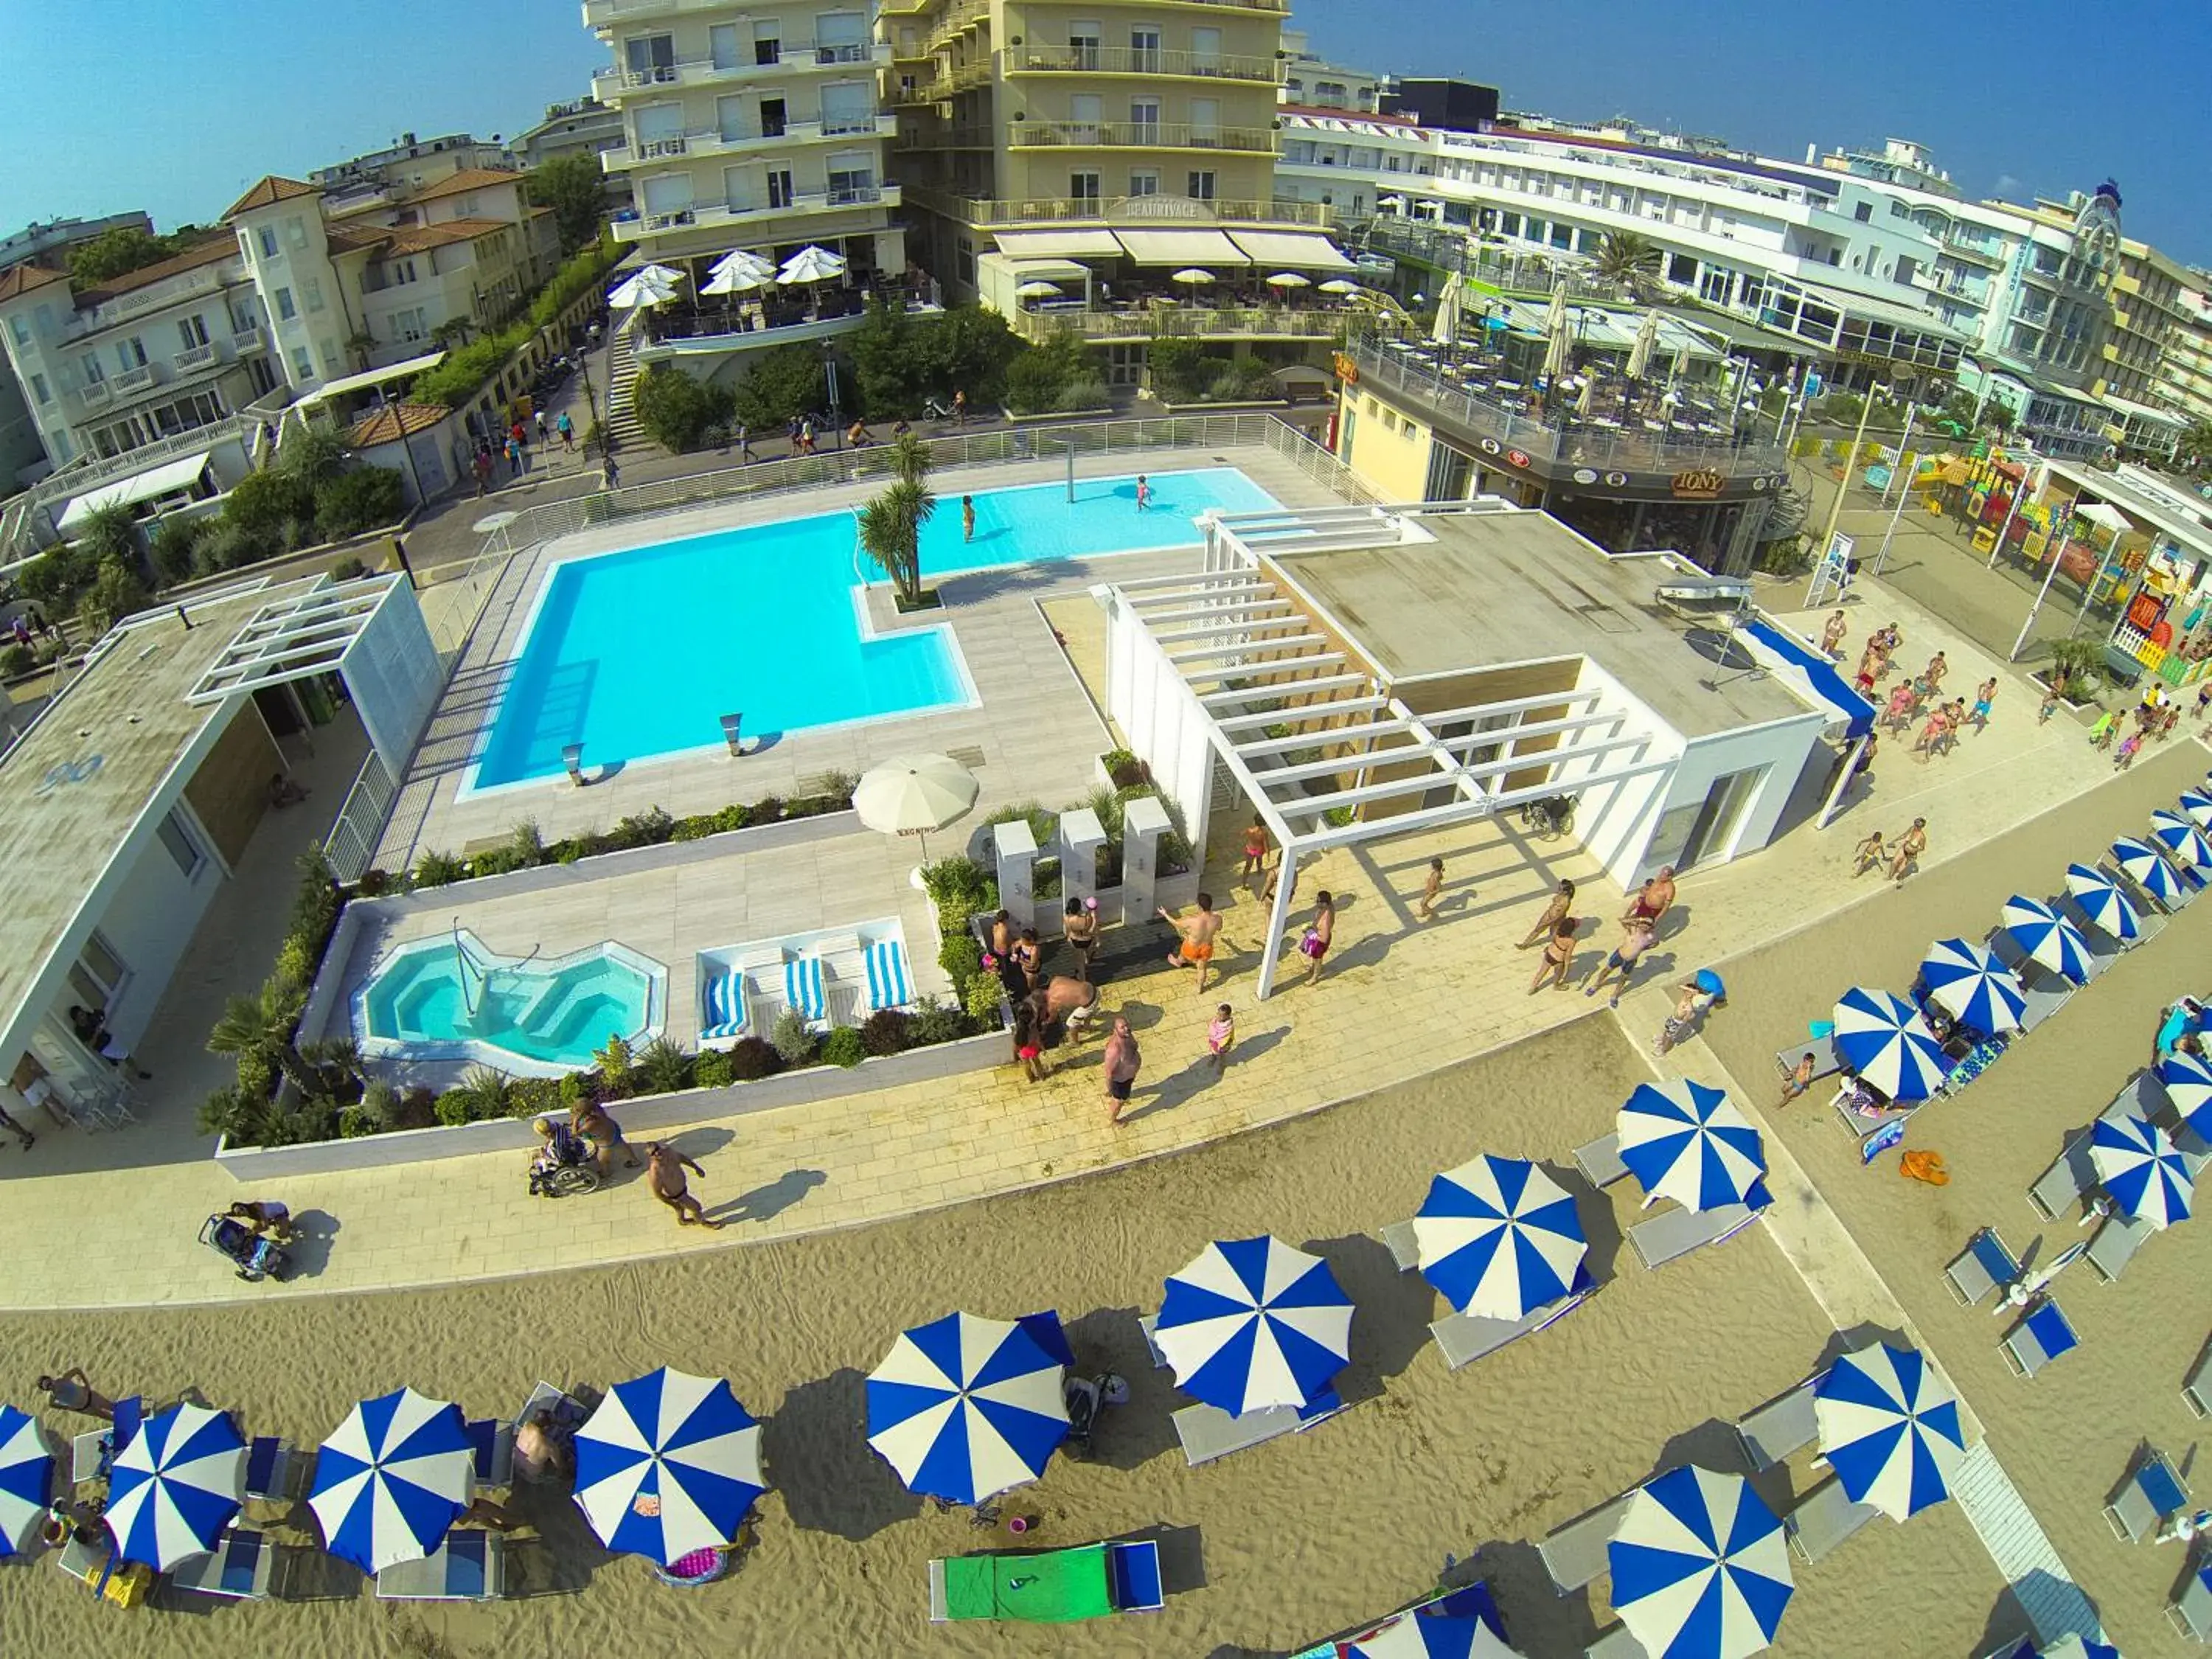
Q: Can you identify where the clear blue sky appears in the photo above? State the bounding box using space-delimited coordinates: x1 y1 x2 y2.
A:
1 0 2206 265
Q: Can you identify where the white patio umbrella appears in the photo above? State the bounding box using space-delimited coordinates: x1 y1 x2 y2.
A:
1319 278 1363 296
1014 279 1062 299
1265 271 1311 289
608 268 678 310
853 754 979 861
701 253 773 296
1626 310 1661 380
1169 268 1215 286
778 244 848 285
709 248 776 285
1430 274 1464 347
1576 375 1597 417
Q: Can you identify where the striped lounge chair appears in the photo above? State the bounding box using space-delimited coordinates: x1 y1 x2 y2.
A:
700 967 751 1040
785 956 827 1023
864 939 913 1012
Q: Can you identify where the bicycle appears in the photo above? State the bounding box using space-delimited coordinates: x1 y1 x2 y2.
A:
1520 795 1576 840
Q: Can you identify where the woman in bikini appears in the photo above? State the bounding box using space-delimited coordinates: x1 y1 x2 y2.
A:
1062 897 1099 981
1881 679 1919 734
1528 916 1577 993
1011 928 1044 994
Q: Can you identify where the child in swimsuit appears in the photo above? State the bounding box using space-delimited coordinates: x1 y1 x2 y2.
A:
1206 1004 1234 1074
1239 818 1269 888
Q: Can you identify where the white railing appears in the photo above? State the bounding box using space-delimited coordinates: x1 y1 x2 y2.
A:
323 747 397 884
233 326 265 354
112 363 159 394
175 343 219 372
1004 44 1281 83
79 381 113 409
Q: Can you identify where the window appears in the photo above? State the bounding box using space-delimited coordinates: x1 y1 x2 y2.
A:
815 11 865 61
285 216 308 249
1071 170 1102 205
392 307 427 342
1667 252 1697 285
118 338 147 369
717 94 748 143
1549 223 1573 249
275 287 297 321
156 809 204 879
80 352 103 384
291 346 313 379
709 21 738 69
636 101 686 153
70 931 131 1012
1498 211 1520 237
29 373 48 405
1068 94 1102 141
765 168 794 210
758 97 787 138
820 80 874 136
751 20 779 65
626 32 676 79
1068 21 1100 69
641 173 695 216
1129 169 1160 196
258 226 279 258
1853 201 1871 223
1191 27 1220 69
7 317 27 347
1128 27 1160 71
178 316 209 349
303 276 324 313
1189 97 1219 145
827 152 875 203
1129 97 1159 136
722 166 753 212
1186 170 1215 201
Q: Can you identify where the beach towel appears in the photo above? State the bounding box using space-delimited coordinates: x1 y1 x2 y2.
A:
1860 1119 1907 1166
1899 1150 1949 1186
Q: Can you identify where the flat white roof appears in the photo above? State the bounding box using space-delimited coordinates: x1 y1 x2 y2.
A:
296 349 448 406
55 451 211 532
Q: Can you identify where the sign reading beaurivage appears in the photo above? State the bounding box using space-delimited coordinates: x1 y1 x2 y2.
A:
1670 468 1725 500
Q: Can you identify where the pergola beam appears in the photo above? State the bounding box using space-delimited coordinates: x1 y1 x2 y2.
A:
1215 695 1390 733
1199 672 1368 708
1167 635 1332 666
1231 714 1419 756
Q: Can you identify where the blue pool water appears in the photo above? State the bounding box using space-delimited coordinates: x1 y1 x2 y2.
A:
359 939 658 1068
472 467 1283 789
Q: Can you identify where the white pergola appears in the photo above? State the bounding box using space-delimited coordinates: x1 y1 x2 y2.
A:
1110 507 1674 996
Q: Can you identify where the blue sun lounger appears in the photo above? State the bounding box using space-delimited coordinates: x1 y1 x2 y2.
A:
784 956 827 1023
1944 1227 2019 1307
700 967 751 1040
2105 1447 2188 1543
376 1531 506 1601
863 938 914 1012
170 1526 282 1600
2000 1300 2080 1378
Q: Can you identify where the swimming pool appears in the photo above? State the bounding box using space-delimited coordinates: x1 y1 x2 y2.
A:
353 933 667 1074
470 467 1282 790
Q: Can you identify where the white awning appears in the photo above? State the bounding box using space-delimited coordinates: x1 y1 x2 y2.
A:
294 349 448 407
994 229 1124 260
1004 257 1094 282
1116 228 1247 266
1227 230 1357 271
2075 501 2132 532
56 451 212 532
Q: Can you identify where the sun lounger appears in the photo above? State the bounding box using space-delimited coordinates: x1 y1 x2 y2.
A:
2183 1343 2212 1418
1787 1475 1881 1563
244 1436 309 1504
1629 1203 1759 1270
1380 1220 1420 1273
2000 1301 2080 1378
53 1531 154 1607
1736 1376 1822 1472
1587 1623 1652 1658
1833 1088 1914 1139
2105 1447 2188 1543
928 1538 1164 1621
1135 1315 1346 1465
2084 1209 2154 1284
71 1430 111 1485
1573 1133 1630 1188
466 1419 515 1489
863 938 914 1012
375 1531 506 1601
170 1526 281 1600
1539 1491 1635 1594
699 967 752 1041
2026 1130 2098 1222
1944 1227 2020 1307
784 956 827 1024
1776 1046 1841 1088
1991 931 2076 1029
2056 896 2126 974
2173 1565 2212 1641
1430 1273 1593 1371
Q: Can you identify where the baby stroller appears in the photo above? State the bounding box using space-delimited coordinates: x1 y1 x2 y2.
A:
1061 1371 1128 1458
529 1130 602 1199
199 1214 290 1282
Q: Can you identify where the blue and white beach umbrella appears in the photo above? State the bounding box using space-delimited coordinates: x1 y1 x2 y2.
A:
2010 1639 2121 1659
1413 1155 1587 1320
2180 787 2212 830
2063 863 2141 942
1832 988 1950 1102
2151 809 2212 871
2090 1112 2194 1231
1349 1611 1526 1658
1609 1465 1794 1659
866 1313 1068 1505
2112 835 2185 904
308 1386 474 1575
103 1402 246 1570
1919 939 2026 1034
1155 1236 1354 1416
2000 896 2093 983
2161 1051 2212 1141
1812 1343 1966 1521
0 1405 57 1557
1617 1081 1768 1213
573 1368 765 1567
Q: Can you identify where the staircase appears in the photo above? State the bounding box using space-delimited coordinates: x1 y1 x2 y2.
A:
602 317 647 452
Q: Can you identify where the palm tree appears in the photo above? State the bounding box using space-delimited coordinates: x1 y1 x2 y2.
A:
1593 232 1664 299
858 478 937 608
207 977 313 1096
889 428 933 490
72 501 140 568
2181 417 2212 474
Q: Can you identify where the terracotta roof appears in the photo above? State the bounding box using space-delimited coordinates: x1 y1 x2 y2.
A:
347 402 452 445
223 175 319 218
76 236 241 304
0 262 71 304
324 226 392 254
397 167 525 206
379 218 513 256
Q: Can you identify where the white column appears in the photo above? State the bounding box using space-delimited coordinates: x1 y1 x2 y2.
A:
1256 844 1298 1000
1058 807 1107 923
1121 794 1171 920
993 818 1037 933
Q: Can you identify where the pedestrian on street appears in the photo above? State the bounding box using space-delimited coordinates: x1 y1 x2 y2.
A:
646 1142 723 1228
472 448 493 495
1010 999 1048 1082
1517 879 1576 948
1417 855 1444 921
952 388 967 425
556 410 574 450
961 495 975 541
603 453 620 491
534 408 549 443
1624 866 1675 932
1103 1015 1141 1126
1135 473 1151 512
505 436 522 478
736 422 754 462
1062 897 1099 981
1581 914 1655 1006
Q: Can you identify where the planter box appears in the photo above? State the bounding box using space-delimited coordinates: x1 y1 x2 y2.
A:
2028 669 2101 714
999 406 1117 424
1144 396 1289 415
213 1027 1006 1180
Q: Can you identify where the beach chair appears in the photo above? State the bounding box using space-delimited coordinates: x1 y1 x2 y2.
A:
466 1419 515 1489
1944 1228 2020 1307
927 1539 1164 1621
1573 1133 1630 1189
1736 1375 1823 1472
1787 1475 1880 1563
169 1526 283 1600
375 1531 506 1601
1832 1089 1914 1140
862 937 914 1013
2084 1209 2154 1284
1586 1624 1652 1658
784 955 828 1026
1430 1269 1595 1371
698 965 753 1042
1538 1491 1634 1594
1628 1202 1759 1270
2026 1130 2098 1222
2104 1447 2188 1543
2173 1565 2212 1642
2183 1343 2212 1418
243 1436 310 1505
53 1531 155 1607
1379 1220 1420 1273
1135 1314 1345 1466
1991 931 2076 1030
2000 1301 2080 1378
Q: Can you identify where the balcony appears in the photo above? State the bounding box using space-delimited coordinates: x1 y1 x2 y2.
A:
232 326 266 355
605 114 897 171
112 363 160 395
1003 44 1280 83
1020 0 1288 10
174 342 220 373
1012 303 1349 344
639 293 943 363
1007 120 1276 153
902 186 1333 229
78 381 113 411
924 0 990 52
610 184 902 242
591 42 890 102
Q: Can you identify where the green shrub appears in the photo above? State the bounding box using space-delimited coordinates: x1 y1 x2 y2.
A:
434 1090 473 1127
984 800 1056 849
820 1026 867 1068
149 515 205 585
594 1034 635 1098
224 467 318 549
693 1048 734 1089
449 1066 521 1121
0 644 32 678
635 1035 693 1095
749 796 784 824
608 807 675 849
338 1104 382 1138
908 995 971 1047
938 933 983 995
1146 335 1211 402
860 1008 911 1057
726 1035 782 1080
964 971 1005 1029
731 344 827 431
507 819 544 869
328 555 369 581
633 364 734 453
1005 330 1093 416
769 1006 816 1067
557 1071 592 1108
1057 378 1109 412
414 849 465 887
313 467 406 541
510 1076 561 1118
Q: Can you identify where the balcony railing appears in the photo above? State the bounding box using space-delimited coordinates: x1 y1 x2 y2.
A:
611 184 900 240
232 326 266 355
1003 44 1281 83
925 0 990 52
1008 119 1275 153
1012 304 1350 342
1020 0 1288 10
902 186 1334 228
174 342 220 372
79 381 113 410
608 114 892 170
591 42 888 101
112 363 159 395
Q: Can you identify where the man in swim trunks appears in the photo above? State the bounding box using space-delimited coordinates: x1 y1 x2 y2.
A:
1103 1016 1141 1126
1300 891 1335 986
1624 866 1675 930
1160 894 1224 991
38 1368 115 1422
1029 975 1103 1040
646 1142 723 1228
1581 914 1656 1006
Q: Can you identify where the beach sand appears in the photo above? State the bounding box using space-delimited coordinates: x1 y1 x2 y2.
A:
1 1015 2003 1658
1704 737 2212 1657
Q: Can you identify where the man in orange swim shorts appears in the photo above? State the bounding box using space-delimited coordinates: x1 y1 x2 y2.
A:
1160 893 1224 992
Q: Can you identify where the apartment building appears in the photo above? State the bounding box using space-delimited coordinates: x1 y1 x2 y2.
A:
518 97 635 209
1278 28 1381 113
309 133 517 196
2155 279 2212 431
584 0 904 369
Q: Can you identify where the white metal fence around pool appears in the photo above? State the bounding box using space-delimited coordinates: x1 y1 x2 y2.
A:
323 748 397 885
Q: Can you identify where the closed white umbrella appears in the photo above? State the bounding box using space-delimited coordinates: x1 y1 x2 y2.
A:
1626 310 1661 380
1265 271 1311 288
1430 274 1464 347
779 244 848 285
854 754 979 860
700 265 769 296
709 248 776 284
